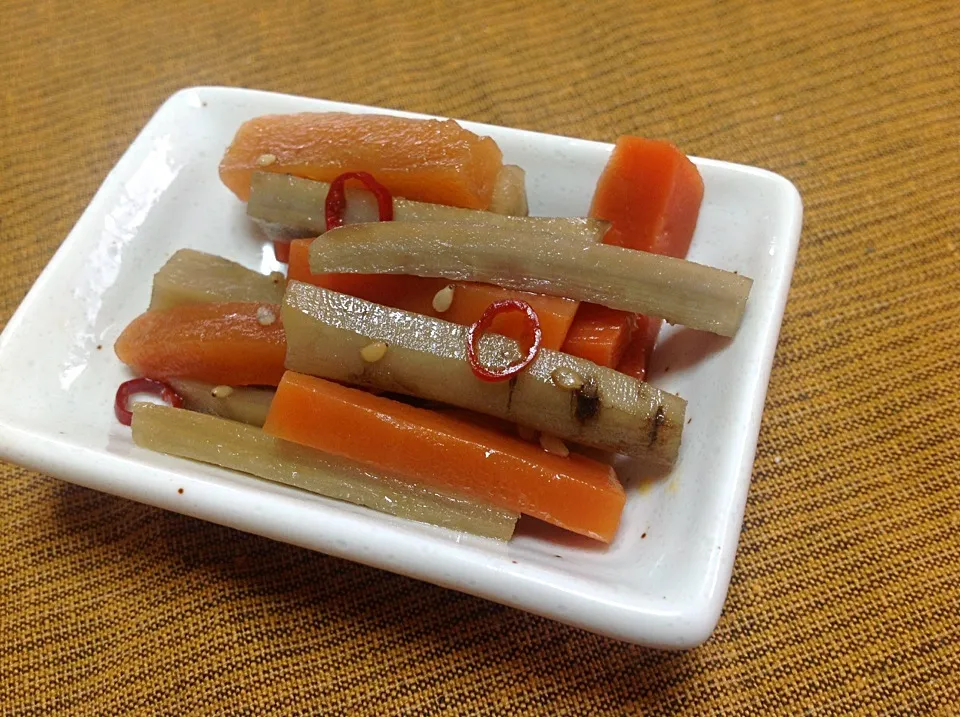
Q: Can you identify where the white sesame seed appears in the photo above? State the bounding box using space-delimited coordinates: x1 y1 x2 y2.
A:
539 433 569 458
269 271 285 285
360 341 388 363
211 385 234 399
256 153 277 167
431 284 456 313
256 306 277 326
551 367 584 391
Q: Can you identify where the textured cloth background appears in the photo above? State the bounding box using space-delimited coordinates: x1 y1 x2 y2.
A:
1 0 958 713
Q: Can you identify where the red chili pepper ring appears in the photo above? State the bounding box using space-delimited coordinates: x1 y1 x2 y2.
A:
325 171 394 232
467 299 543 382
114 378 184 426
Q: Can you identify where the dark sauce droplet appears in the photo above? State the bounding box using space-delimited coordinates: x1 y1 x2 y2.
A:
573 378 601 423
648 405 666 446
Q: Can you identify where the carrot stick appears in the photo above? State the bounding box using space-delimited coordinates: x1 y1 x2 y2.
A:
590 137 704 256
559 304 635 368
219 112 504 208
263 371 626 542
563 137 705 367
114 302 286 386
616 314 663 381
288 239 580 350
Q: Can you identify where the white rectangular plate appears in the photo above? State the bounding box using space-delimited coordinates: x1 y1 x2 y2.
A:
0 87 801 648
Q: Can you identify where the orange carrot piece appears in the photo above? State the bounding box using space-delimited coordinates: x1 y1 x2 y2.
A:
263 372 625 542
616 315 662 381
443 283 579 352
561 306 635 368
564 137 704 369
273 240 291 263
219 113 504 209
115 303 286 386
559 304 635 368
589 136 704 256
287 239 579 350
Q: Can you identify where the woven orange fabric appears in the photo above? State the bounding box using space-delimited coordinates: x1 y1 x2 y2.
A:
1 0 958 713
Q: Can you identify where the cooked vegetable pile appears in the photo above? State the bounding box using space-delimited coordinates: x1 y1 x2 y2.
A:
113 111 752 544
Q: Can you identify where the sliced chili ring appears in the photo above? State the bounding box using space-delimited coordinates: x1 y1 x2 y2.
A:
324 171 394 232
115 378 184 426
467 299 543 382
